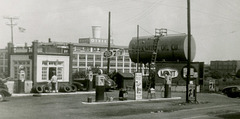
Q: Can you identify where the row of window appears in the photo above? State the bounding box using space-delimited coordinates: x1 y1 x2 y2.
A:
73 54 130 61
0 60 8 65
72 61 136 67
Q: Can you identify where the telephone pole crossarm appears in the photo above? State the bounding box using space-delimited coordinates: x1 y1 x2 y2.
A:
3 16 19 44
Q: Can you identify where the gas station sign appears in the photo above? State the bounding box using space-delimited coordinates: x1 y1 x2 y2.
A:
182 65 198 79
157 68 178 78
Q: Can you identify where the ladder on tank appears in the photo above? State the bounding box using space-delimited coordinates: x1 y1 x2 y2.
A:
146 28 167 91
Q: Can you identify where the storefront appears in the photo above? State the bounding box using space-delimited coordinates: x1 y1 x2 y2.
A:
8 41 73 93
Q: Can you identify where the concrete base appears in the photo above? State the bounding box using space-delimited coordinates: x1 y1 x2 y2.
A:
82 97 181 105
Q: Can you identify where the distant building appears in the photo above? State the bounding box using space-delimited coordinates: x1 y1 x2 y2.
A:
210 60 240 75
0 49 8 76
0 26 137 82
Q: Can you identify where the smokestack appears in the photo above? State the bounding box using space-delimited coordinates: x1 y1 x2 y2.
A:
92 26 101 39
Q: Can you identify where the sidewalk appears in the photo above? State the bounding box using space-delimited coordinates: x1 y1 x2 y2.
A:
11 91 95 97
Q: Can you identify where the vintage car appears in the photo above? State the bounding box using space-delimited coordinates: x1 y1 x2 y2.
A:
73 74 117 91
101 74 117 91
0 77 12 102
222 85 240 98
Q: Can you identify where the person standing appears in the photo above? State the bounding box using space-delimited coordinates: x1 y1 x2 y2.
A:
51 72 58 93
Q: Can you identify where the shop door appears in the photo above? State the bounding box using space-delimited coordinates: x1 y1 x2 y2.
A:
49 67 56 80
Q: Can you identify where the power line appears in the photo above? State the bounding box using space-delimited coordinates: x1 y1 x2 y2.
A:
167 29 184 34
139 26 154 36
3 16 19 44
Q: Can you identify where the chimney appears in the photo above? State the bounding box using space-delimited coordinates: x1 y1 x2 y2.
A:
92 26 101 39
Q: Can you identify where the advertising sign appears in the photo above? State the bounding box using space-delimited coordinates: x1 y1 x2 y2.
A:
182 65 198 79
103 50 113 58
157 68 178 79
209 79 215 91
134 73 142 100
188 84 196 100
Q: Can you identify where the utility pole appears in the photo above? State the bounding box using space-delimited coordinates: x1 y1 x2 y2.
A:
137 25 139 72
186 0 191 103
107 12 111 74
3 16 19 44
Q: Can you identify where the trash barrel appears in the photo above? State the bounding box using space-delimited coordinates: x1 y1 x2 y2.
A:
119 88 128 101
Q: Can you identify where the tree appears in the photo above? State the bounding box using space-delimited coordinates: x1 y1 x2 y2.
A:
210 70 222 79
236 69 240 78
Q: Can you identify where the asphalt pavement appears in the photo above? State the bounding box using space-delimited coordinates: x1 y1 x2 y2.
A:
0 90 240 119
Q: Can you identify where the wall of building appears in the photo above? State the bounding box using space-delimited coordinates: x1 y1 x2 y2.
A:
72 49 137 73
10 55 32 80
0 49 8 76
210 60 239 75
36 55 70 83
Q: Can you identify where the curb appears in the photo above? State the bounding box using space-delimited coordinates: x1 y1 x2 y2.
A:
82 97 181 105
11 91 95 97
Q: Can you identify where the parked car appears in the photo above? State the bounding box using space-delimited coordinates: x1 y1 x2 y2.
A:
222 85 240 98
73 74 117 91
101 74 117 91
0 77 11 102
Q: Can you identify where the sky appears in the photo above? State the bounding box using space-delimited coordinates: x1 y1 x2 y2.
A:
0 0 240 64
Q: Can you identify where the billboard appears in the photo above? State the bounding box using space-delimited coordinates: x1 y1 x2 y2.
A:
134 73 142 100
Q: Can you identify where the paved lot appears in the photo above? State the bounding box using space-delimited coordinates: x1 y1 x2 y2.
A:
0 90 240 119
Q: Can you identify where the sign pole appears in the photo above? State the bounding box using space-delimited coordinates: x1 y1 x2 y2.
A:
137 25 139 72
107 11 111 74
186 0 191 103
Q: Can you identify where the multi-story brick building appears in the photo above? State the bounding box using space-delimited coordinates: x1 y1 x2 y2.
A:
210 60 240 75
0 49 8 77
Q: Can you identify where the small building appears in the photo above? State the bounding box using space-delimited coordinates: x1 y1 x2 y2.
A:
7 41 73 93
113 72 134 89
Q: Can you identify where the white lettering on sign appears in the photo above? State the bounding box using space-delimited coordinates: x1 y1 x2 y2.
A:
182 67 198 78
157 68 178 78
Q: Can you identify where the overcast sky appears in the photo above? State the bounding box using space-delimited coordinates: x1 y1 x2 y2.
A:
0 0 240 64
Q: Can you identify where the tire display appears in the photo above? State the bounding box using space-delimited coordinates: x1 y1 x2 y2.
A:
59 84 72 93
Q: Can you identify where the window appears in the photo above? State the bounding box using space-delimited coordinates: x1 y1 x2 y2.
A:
124 63 130 67
131 63 136 67
118 63 123 67
87 62 93 67
110 63 116 67
95 62 101 67
79 54 86 61
73 54 78 60
42 67 48 80
124 69 130 73
87 55 94 61
95 55 101 61
72 62 78 66
57 67 63 80
79 62 85 66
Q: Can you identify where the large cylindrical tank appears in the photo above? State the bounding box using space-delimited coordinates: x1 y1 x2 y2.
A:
92 26 101 39
128 34 196 63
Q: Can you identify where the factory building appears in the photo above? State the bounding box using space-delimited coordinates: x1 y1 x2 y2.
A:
210 60 240 75
0 26 136 93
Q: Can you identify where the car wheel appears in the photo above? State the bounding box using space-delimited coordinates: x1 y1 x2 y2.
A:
0 92 5 102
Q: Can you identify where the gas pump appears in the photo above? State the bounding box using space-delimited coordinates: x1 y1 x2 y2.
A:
95 70 105 102
87 71 93 91
18 65 25 93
